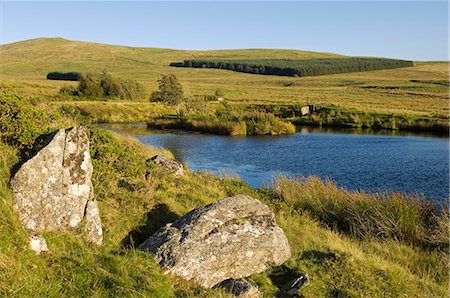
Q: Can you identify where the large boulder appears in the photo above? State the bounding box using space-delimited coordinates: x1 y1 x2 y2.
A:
138 195 291 288
11 126 102 251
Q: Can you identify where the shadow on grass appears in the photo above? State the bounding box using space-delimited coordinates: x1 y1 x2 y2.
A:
121 203 179 249
268 265 305 298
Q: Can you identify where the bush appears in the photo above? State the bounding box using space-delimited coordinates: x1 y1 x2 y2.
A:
0 93 49 148
78 73 103 97
215 88 224 98
74 72 143 100
59 85 79 96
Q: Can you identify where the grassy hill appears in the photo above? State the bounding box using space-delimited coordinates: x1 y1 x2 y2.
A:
1 38 448 117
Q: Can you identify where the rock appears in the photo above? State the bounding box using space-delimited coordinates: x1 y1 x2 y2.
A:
11 126 102 250
138 195 291 288
85 200 103 245
150 155 184 176
300 106 311 116
29 232 48 255
214 278 261 297
282 274 309 296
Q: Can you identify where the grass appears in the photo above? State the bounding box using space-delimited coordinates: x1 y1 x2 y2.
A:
147 112 296 136
0 38 448 117
270 176 448 248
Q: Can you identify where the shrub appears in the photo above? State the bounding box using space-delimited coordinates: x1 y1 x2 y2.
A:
0 93 49 148
215 88 224 98
73 72 143 100
59 85 79 96
78 73 103 97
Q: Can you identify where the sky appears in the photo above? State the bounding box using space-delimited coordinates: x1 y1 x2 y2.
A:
1 1 448 61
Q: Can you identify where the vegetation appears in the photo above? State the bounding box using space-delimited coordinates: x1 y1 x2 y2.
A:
292 107 449 133
170 58 414 77
271 176 448 248
150 74 184 115
1 38 448 119
0 92 448 296
59 72 143 100
147 111 296 136
47 71 80 81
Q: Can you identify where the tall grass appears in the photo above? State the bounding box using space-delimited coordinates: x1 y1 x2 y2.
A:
270 176 448 248
147 112 295 136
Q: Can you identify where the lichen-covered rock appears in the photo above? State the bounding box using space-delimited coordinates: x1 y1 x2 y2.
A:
85 200 103 245
12 129 66 231
62 126 94 228
215 279 261 297
11 126 102 250
138 195 291 288
150 155 184 176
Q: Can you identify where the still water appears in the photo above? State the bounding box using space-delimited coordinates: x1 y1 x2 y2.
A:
100 123 449 201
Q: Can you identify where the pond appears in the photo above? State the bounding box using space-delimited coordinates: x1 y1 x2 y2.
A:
99 123 449 201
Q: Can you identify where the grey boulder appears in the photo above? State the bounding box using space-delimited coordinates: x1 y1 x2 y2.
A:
150 155 184 176
138 195 291 288
11 126 102 251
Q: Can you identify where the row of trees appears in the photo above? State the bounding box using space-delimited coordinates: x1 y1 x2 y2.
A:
47 72 80 81
59 72 143 100
170 58 414 77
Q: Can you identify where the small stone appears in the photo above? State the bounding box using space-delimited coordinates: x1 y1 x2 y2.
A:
215 278 261 297
29 233 48 255
85 200 103 245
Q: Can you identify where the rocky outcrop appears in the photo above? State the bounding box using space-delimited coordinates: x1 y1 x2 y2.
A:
11 126 102 252
150 155 184 176
214 279 261 297
138 195 291 288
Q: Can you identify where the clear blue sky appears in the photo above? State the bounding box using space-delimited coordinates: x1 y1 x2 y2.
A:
1 1 448 61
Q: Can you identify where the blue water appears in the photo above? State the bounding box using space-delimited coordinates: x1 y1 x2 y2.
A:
100 124 449 201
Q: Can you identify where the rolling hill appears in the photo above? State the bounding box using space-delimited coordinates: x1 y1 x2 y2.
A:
0 37 448 117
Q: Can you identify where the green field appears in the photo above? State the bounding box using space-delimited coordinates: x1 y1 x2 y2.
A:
1 37 448 118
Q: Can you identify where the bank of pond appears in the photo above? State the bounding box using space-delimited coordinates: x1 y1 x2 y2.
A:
146 105 449 136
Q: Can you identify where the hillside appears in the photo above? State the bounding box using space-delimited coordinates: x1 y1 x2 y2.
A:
0 37 448 117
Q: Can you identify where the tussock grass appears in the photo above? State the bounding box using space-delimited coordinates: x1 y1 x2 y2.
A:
270 176 449 248
147 113 296 136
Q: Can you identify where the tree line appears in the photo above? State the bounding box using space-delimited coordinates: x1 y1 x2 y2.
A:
170 58 414 77
47 72 80 81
